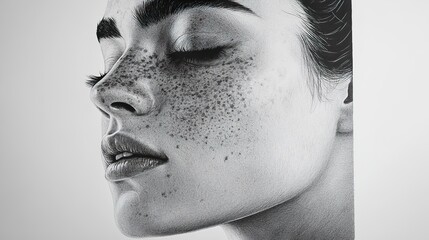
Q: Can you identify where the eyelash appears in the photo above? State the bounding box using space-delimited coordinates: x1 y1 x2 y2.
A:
86 45 231 87
86 72 107 87
167 45 230 65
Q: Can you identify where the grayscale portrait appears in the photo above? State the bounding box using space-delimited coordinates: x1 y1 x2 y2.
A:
88 0 353 239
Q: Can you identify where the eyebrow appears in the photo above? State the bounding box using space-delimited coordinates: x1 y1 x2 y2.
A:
96 18 122 42
135 0 256 28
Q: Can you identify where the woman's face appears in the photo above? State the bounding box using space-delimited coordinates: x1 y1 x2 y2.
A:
90 0 347 237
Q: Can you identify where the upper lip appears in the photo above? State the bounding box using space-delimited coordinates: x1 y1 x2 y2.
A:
101 133 168 164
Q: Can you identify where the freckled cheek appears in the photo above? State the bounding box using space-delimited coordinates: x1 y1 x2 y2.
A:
102 49 257 144
157 62 255 145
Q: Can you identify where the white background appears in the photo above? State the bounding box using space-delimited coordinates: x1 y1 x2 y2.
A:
0 0 428 239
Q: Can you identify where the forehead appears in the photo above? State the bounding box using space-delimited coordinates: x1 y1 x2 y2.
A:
102 0 301 22
104 0 140 19
102 0 304 38
104 0 261 15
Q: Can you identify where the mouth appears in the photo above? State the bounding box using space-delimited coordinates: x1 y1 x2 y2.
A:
101 134 168 182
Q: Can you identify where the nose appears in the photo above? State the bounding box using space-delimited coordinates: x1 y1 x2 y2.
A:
90 76 160 117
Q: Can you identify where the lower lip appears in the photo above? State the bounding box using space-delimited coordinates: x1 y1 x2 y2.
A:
105 157 166 181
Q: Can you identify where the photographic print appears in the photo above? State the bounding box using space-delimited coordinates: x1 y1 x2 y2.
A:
4 0 429 239
88 0 353 239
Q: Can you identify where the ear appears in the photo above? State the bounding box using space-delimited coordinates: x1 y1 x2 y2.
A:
337 79 353 134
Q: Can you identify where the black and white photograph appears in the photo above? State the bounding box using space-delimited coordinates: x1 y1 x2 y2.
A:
0 0 428 239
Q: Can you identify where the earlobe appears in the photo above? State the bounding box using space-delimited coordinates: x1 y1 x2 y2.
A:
337 80 353 133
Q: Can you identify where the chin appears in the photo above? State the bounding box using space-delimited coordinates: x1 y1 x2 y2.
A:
112 191 170 237
112 192 219 237
114 212 219 238
114 207 174 237
115 217 167 238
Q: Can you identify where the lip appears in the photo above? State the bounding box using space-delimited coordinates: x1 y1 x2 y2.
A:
101 134 168 181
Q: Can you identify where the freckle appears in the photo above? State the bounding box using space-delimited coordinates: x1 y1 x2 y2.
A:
146 125 150 128
224 156 228 161
144 214 149 217
166 174 171 178
176 145 179 149
161 192 167 198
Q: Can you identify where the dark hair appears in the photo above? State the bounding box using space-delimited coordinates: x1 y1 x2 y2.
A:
298 0 352 101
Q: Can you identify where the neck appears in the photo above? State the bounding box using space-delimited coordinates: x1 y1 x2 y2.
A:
222 133 354 240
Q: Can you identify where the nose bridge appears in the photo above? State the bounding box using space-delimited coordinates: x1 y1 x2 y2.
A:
90 52 160 117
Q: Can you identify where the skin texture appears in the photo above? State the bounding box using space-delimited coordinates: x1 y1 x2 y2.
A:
90 0 353 239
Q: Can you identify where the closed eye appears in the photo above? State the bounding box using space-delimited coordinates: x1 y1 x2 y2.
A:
167 45 231 65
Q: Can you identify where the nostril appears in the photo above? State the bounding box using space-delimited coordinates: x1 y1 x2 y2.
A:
110 102 137 113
